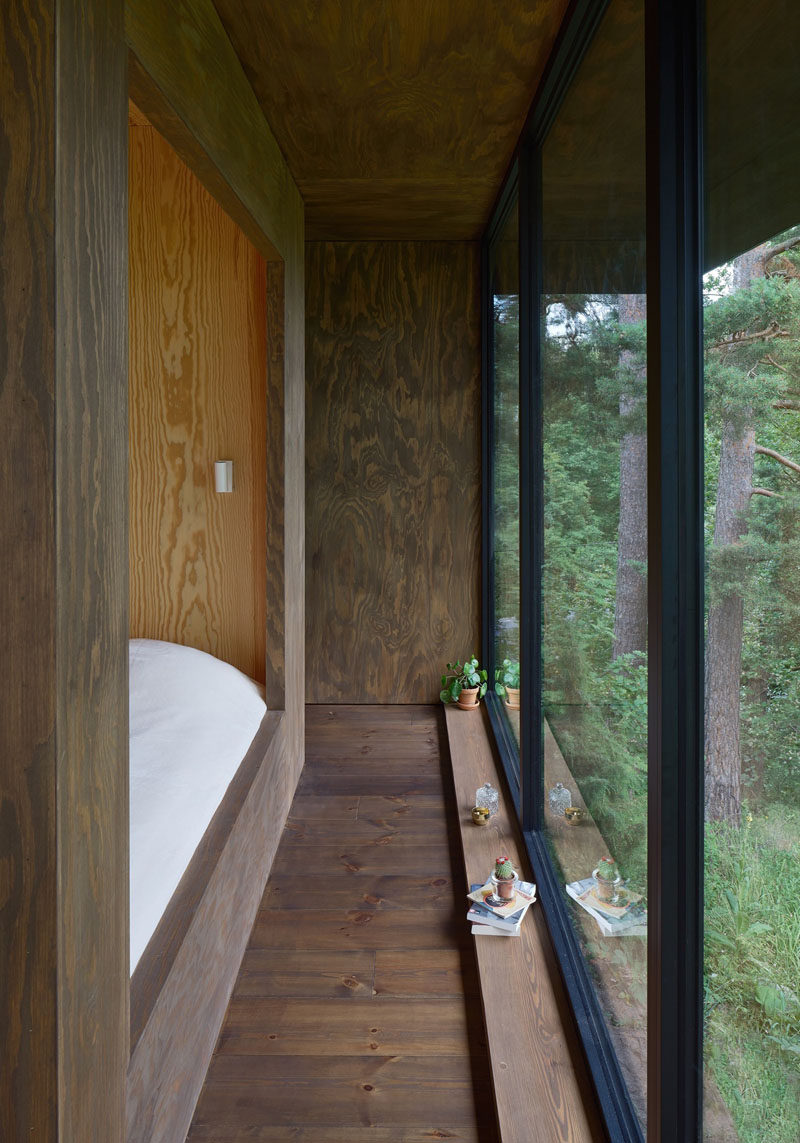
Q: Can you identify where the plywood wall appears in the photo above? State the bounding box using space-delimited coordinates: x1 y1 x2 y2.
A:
1 1 129 1138
305 241 481 703
128 115 267 682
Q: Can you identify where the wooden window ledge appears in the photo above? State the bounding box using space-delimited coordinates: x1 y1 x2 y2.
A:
444 705 605 1143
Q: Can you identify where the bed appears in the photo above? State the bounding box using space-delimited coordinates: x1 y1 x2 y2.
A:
128 638 267 971
127 639 285 1143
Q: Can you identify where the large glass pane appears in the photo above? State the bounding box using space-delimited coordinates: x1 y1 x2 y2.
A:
491 200 521 749
703 4 800 1140
540 0 647 1127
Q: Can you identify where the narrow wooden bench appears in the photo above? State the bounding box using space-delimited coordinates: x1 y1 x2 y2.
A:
444 705 606 1143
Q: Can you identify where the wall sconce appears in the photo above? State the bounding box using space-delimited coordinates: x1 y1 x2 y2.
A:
214 460 233 493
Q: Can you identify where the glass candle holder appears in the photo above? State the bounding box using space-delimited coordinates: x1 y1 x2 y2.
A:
548 781 572 817
475 782 499 817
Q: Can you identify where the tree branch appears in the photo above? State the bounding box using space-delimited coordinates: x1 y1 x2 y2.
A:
710 324 790 352
766 235 800 264
773 400 800 412
754 444 800 474
750 487 783 499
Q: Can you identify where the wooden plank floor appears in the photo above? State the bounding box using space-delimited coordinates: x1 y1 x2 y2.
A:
187 705 498 1142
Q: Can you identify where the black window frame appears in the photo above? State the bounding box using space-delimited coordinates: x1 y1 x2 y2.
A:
481 2 704 1141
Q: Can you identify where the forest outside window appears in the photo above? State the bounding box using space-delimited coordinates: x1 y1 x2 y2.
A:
484 1 798 1139
702 2 800 1139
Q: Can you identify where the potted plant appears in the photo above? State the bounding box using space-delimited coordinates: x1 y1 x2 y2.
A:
488 855 518 903
494 658 521 710
440 657 488 711
592 855 623 905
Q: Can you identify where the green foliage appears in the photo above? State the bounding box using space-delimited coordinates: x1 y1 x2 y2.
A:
494 657 520 694
704 812 800 1141
439 656 488 703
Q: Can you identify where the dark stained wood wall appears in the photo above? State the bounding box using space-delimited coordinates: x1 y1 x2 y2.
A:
305 242 481 704
1 0 129 1140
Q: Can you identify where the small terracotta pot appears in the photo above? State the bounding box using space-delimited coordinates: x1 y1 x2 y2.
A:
505 686 520 710
456 686 480 710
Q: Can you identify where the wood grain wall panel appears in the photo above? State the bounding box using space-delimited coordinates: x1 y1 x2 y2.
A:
305 242 480 704
0 2 58 1137
56 5 129 1139
1 0 128 1139
128 121 267 682
125 0 299 260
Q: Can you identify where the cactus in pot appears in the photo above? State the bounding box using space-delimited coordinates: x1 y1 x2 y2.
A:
491 855 517 901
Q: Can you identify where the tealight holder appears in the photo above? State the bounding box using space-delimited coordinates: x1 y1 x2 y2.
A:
471 806 490 826
475 782 499 818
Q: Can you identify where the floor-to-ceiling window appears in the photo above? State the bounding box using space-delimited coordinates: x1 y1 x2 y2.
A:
484 1 799 1140
490 199 521 754
541 0 647 1125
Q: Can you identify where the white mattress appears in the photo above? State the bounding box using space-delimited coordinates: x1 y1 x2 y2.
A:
129 639 266 972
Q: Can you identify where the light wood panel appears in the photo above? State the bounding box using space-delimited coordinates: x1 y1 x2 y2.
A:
128 117 267 680
305 242 481 703
187 705 495 1142
1 0 128 1139
213 0 571 239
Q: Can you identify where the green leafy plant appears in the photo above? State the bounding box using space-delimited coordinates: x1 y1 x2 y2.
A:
494 657 521 695
706 887 772 960
439 657 488 704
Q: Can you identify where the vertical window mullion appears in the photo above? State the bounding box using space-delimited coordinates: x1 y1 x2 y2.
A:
519 139 542 834
645 1 705 1140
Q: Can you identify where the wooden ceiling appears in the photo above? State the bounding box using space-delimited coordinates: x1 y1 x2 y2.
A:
213 0 570 240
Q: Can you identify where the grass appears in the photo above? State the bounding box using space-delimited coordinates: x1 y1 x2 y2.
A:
704 805 800 1143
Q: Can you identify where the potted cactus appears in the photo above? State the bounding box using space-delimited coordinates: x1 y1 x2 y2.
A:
494 658 521 710
592 856 622 904
440 657 488 710
487 855 518 904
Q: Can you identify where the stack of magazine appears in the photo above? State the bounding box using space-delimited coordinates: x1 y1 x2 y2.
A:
466 877 537 937
565 877 647 937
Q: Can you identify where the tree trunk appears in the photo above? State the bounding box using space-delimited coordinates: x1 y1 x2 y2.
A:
613 294 647 661
704 244 769 824
704 425 755 825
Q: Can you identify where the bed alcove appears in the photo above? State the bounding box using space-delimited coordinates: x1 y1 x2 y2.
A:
124 90 300 1143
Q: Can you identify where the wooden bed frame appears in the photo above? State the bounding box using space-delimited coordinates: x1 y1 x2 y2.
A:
127 710 286 1143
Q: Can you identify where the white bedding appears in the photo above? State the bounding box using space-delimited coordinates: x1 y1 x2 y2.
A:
129 639 267 972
